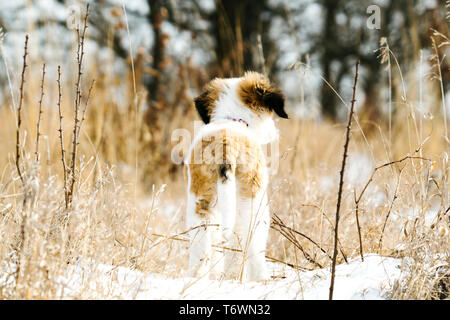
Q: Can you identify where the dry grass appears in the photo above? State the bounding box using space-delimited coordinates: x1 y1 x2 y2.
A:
0 19 449 300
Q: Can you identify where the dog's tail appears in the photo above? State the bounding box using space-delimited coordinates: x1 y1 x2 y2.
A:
217 163 236 242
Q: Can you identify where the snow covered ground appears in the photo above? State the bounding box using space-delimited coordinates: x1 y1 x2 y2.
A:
45 254 402 300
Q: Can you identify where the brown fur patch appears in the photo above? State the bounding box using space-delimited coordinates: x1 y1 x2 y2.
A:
237 71 287 118
194 79 228 124
188 128 265 217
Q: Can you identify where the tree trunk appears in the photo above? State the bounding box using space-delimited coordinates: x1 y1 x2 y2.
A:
319 0 340 119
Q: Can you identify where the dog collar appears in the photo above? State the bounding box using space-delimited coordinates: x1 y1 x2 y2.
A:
227 117 249 127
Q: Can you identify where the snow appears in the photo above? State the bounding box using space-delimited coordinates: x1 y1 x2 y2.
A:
33 254 403 300
394 200 441 228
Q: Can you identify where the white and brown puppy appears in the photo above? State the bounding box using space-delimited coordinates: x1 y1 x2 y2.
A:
185 71 287 281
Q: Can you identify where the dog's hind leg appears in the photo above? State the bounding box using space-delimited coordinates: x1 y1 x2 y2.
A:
186 192 209 277
217 164 237 279
217 164 237 243
235 190 270 281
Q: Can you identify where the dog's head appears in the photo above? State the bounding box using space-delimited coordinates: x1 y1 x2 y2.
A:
194 72 287 143
194 72 287 123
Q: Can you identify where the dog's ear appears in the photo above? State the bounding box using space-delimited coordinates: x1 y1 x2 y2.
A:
194 91 212 124
263 89 288 119
194 79 224 124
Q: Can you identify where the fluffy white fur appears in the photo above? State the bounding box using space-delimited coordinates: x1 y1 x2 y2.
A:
185 76 280 281
211 78 278 145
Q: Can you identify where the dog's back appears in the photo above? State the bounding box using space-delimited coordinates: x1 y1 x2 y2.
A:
187 121 266 217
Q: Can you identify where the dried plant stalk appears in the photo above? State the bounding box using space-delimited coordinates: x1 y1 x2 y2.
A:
271 214 323 268
57 65 69 208
329 60 359 300
35 63 46 163
272 213 332 262
15 35 29 185
79 79 95 134
430 36 449 144
67 3 90 207
379 166 404 249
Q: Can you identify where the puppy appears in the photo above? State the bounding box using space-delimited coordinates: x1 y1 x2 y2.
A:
185 71 287 281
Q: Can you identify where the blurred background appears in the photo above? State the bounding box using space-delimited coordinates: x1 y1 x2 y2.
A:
0 1 448 187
